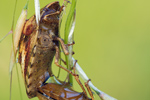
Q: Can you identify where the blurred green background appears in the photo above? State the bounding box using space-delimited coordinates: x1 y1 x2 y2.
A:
0 0 150 100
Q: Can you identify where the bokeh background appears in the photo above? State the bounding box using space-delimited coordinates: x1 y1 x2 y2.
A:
0 0 150 100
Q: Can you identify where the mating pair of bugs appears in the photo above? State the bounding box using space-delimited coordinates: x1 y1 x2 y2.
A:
9 1 94 100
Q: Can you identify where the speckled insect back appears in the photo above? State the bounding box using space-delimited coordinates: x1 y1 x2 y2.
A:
18 1 63 98
17 1 93 100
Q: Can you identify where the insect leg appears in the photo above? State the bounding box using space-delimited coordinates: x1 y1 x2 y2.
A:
43 10 62 21
61 58 66 65
72 60 88 96
85 79 94 100
54 37 69 55
43 4 64 19
61 56 77 65
54 45 77 76
72 60 94 100
54 36 75 55
67 41 75 46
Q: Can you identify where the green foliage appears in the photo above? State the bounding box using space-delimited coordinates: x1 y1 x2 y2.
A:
64 0 77 85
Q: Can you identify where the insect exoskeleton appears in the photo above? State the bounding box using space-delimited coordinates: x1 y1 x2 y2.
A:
11 1 94 100
18 1 67 98
37 82 92 100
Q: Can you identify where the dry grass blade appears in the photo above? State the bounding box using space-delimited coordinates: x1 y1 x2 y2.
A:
34 0 40 25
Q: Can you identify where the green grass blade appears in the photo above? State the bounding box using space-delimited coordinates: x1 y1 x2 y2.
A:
64 0 77 85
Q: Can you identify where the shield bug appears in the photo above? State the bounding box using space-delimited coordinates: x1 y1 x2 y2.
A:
37 81 92 100
18 1 70 98
9 1 94 100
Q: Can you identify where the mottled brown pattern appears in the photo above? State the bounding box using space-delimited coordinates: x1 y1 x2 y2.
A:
23 16 36 35
18 1 92 100
24 37 31 78
18 1 61 98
